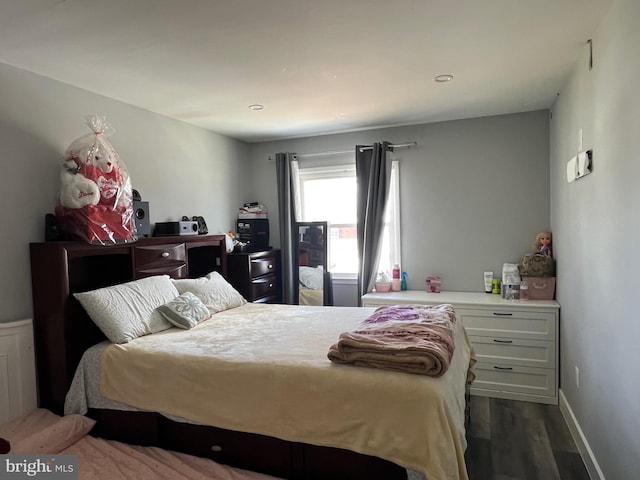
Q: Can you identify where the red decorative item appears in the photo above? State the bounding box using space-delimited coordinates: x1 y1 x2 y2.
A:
55 204 134 245
56 115 135 245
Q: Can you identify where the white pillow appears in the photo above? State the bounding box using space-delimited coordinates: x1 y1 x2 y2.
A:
74 275 178 343
156 291 211 329
172 271 246 314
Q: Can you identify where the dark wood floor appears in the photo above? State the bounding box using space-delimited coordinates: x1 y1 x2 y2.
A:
464 397 590 480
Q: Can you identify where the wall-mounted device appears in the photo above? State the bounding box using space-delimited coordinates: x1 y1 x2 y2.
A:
566 149 593 183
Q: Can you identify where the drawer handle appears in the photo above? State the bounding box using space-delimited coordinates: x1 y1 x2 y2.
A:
268 264 273 269
269 283 273 288
493 366 513 371
493 339 513 344
492 312 513 316
210 445 223 452
161 252 170 258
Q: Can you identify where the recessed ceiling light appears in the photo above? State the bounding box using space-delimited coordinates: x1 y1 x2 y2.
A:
248 104 264 110
434 74 454 83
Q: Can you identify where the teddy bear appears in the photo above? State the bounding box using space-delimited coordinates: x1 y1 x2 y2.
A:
64 136 131 209
58 159 100 209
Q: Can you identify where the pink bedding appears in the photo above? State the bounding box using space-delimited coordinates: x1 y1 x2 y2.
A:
328 304 457 377
0 408 281 480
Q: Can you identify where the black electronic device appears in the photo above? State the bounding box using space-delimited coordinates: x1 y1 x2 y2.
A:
154 221 198 236
45 213 62 241
181 215 208 235
133 201 150 236
154 222 179 237
193 216 208 235
236 218 269 251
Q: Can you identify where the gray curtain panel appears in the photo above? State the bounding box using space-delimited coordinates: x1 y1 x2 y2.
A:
276 152 299 304
356 142 392 302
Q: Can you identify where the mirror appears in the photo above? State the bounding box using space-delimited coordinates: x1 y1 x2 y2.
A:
295 221 333 305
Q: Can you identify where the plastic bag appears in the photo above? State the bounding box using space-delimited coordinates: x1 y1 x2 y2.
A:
502 263 521 286
55 115 135 245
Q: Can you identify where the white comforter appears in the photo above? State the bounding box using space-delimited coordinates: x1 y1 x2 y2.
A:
73 303 473 480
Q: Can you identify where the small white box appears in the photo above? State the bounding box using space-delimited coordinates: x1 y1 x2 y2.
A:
179 221 199 235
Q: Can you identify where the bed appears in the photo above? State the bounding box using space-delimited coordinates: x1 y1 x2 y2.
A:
0 408 282 480
29 236 473 480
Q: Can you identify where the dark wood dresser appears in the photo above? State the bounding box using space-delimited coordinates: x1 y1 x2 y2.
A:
227 249 282 303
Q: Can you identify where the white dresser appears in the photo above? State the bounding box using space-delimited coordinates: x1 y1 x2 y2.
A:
0 319 37 425
361 291 560 405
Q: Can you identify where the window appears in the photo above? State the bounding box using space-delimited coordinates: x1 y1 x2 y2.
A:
298 161 400 278
299 165 358 274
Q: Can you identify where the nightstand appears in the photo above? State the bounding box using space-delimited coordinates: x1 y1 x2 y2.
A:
227 250 282 303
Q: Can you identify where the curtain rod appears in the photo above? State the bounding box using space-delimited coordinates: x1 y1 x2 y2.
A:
268 141 417 161
358 141 417 152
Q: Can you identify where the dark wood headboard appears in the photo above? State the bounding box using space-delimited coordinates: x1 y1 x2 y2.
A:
30 235 227 414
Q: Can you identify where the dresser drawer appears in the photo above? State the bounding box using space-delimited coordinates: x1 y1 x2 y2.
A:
250 274 279 299
135 264 188 279
470 363 556 399
134 244 187 279
250 256 278 278
252 294 281 304
134 244 186 268
469 335 555 369
457 308 556 341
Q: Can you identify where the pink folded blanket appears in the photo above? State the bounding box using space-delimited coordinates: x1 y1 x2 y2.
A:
327 304 456 377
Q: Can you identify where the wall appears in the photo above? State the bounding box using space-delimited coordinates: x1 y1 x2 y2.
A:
0 62 250 323
249 111 550 299
550 0 639 478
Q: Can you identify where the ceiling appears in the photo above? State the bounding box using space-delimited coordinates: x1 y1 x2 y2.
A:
0 0 611 143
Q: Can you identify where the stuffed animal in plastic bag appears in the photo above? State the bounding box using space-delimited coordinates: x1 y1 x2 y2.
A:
63 121 131 209
59 159 100 209
56 115 135 245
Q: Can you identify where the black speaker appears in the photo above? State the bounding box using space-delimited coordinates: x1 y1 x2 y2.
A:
133 201 150 236
45 213 62 241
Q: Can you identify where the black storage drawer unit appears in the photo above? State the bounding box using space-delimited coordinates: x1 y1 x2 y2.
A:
236 219 269 251
227 249 282 303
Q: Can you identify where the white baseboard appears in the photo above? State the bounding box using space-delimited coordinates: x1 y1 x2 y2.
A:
558 389 606 480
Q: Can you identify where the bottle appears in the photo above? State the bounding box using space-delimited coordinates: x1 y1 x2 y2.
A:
401 272 408 291
391 264 401 291
520 279 529 300
392 264 400 280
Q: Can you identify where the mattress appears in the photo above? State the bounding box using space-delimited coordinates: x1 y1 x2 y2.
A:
66 303 472 480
